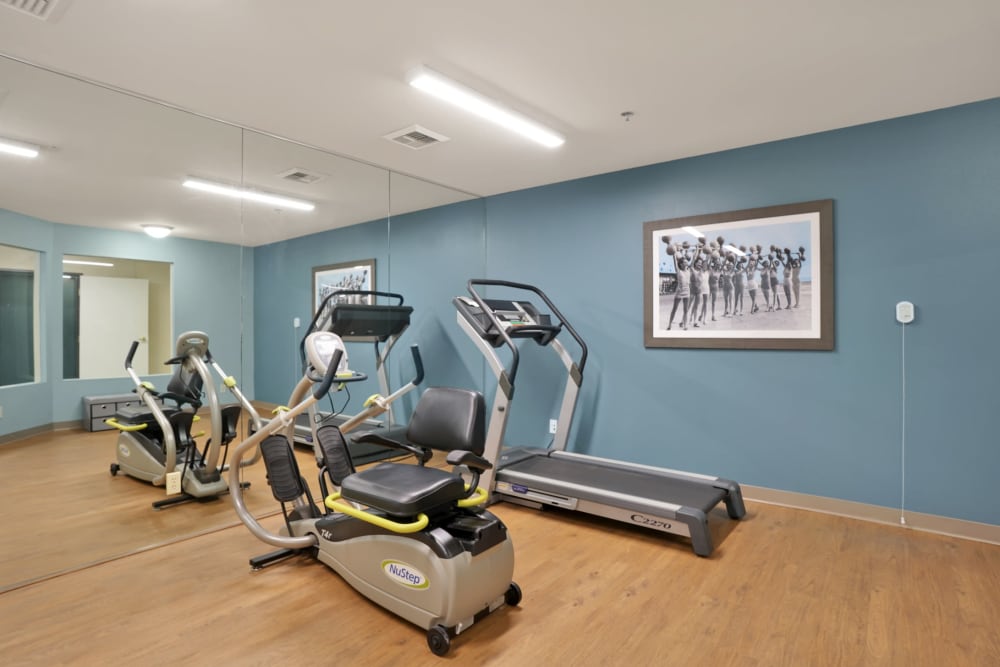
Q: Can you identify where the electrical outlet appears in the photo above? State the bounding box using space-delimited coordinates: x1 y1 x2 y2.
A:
165 471 182 495
549 419 558 434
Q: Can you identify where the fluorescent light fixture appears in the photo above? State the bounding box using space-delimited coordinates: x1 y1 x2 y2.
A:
183 177 315 212
0 138 40 158
63 259 114 267
682 226 704 238
142 224 174 239
408 67 564 148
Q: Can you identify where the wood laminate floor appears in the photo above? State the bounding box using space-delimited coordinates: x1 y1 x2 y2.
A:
2 428 999 665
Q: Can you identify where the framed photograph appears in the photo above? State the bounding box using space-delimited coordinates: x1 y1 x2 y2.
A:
312 259 376 314
643 200 833 350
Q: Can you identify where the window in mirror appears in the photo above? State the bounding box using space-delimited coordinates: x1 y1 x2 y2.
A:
62 254 172 379
0 243 40 386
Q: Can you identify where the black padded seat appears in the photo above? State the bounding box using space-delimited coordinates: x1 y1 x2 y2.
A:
115 404 179 425
340 463 467 518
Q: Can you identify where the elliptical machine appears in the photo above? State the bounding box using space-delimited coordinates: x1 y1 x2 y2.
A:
228 331 521 656
107 331 261 509
259 289 425 465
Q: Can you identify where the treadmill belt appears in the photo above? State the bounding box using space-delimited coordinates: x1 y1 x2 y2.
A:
503 455 726 514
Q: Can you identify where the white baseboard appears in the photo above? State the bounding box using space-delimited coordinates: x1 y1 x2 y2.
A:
743 484 1000 546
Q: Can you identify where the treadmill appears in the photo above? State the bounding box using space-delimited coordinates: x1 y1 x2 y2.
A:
264 290 424 465
453 279 745 557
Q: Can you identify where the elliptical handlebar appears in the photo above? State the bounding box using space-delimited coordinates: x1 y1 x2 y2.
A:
120 339 179 480
464 282 520 386
313 349 344 400
410 344 424 386
124 340 140 370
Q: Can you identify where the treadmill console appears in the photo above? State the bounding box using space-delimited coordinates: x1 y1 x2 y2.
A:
453 296 557 347
327 303 413 341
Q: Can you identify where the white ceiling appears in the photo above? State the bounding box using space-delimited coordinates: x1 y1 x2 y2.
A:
0 1 998 245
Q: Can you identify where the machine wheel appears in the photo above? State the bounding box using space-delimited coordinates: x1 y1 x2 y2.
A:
505 582 523 606
110 463 120 476
426 625 451 656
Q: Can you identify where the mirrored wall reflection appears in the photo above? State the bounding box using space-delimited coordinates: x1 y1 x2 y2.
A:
239 129 393 408
240 130 392 247
61 254 172 379
0 243 39 387
0 53 244 590
0 51 489 593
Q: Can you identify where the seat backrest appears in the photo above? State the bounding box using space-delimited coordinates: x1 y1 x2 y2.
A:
165 362 203 408
405 386 485 455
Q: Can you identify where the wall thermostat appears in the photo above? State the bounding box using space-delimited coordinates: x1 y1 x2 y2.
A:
896 301 914 324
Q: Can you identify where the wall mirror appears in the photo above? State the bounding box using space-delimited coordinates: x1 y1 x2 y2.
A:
0 52 487 592
0 53 243 590
61 254 172 379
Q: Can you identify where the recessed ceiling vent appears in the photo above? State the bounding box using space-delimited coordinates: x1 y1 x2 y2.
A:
277 167 326 184
1 0 63 20
384 125 450 150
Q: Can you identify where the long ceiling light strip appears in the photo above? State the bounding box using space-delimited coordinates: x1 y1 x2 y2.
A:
408 68 564 148
0 138 40 158
182 177 315 212
62 259 114 267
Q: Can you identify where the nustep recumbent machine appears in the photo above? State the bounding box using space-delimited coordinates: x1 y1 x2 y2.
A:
229 331 520 656
454 279 746 557
107 331 261 509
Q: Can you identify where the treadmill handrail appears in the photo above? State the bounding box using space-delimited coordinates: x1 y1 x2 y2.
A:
466 279 589 385
464 283 521 387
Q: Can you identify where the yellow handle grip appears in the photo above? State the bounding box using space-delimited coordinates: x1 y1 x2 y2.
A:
325 493 429 534
105 418 147 432
457 486 489 508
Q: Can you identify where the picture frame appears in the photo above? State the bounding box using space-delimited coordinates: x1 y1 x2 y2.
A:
312 259 376 315
643 199 833 350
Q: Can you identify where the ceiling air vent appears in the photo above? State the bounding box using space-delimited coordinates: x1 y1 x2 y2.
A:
277 168 326 185
384 125 450 150
1 0 63 20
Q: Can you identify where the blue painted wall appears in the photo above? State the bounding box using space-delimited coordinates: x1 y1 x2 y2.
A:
0 210 248 437
252 97 1000 526
5 96 998 527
